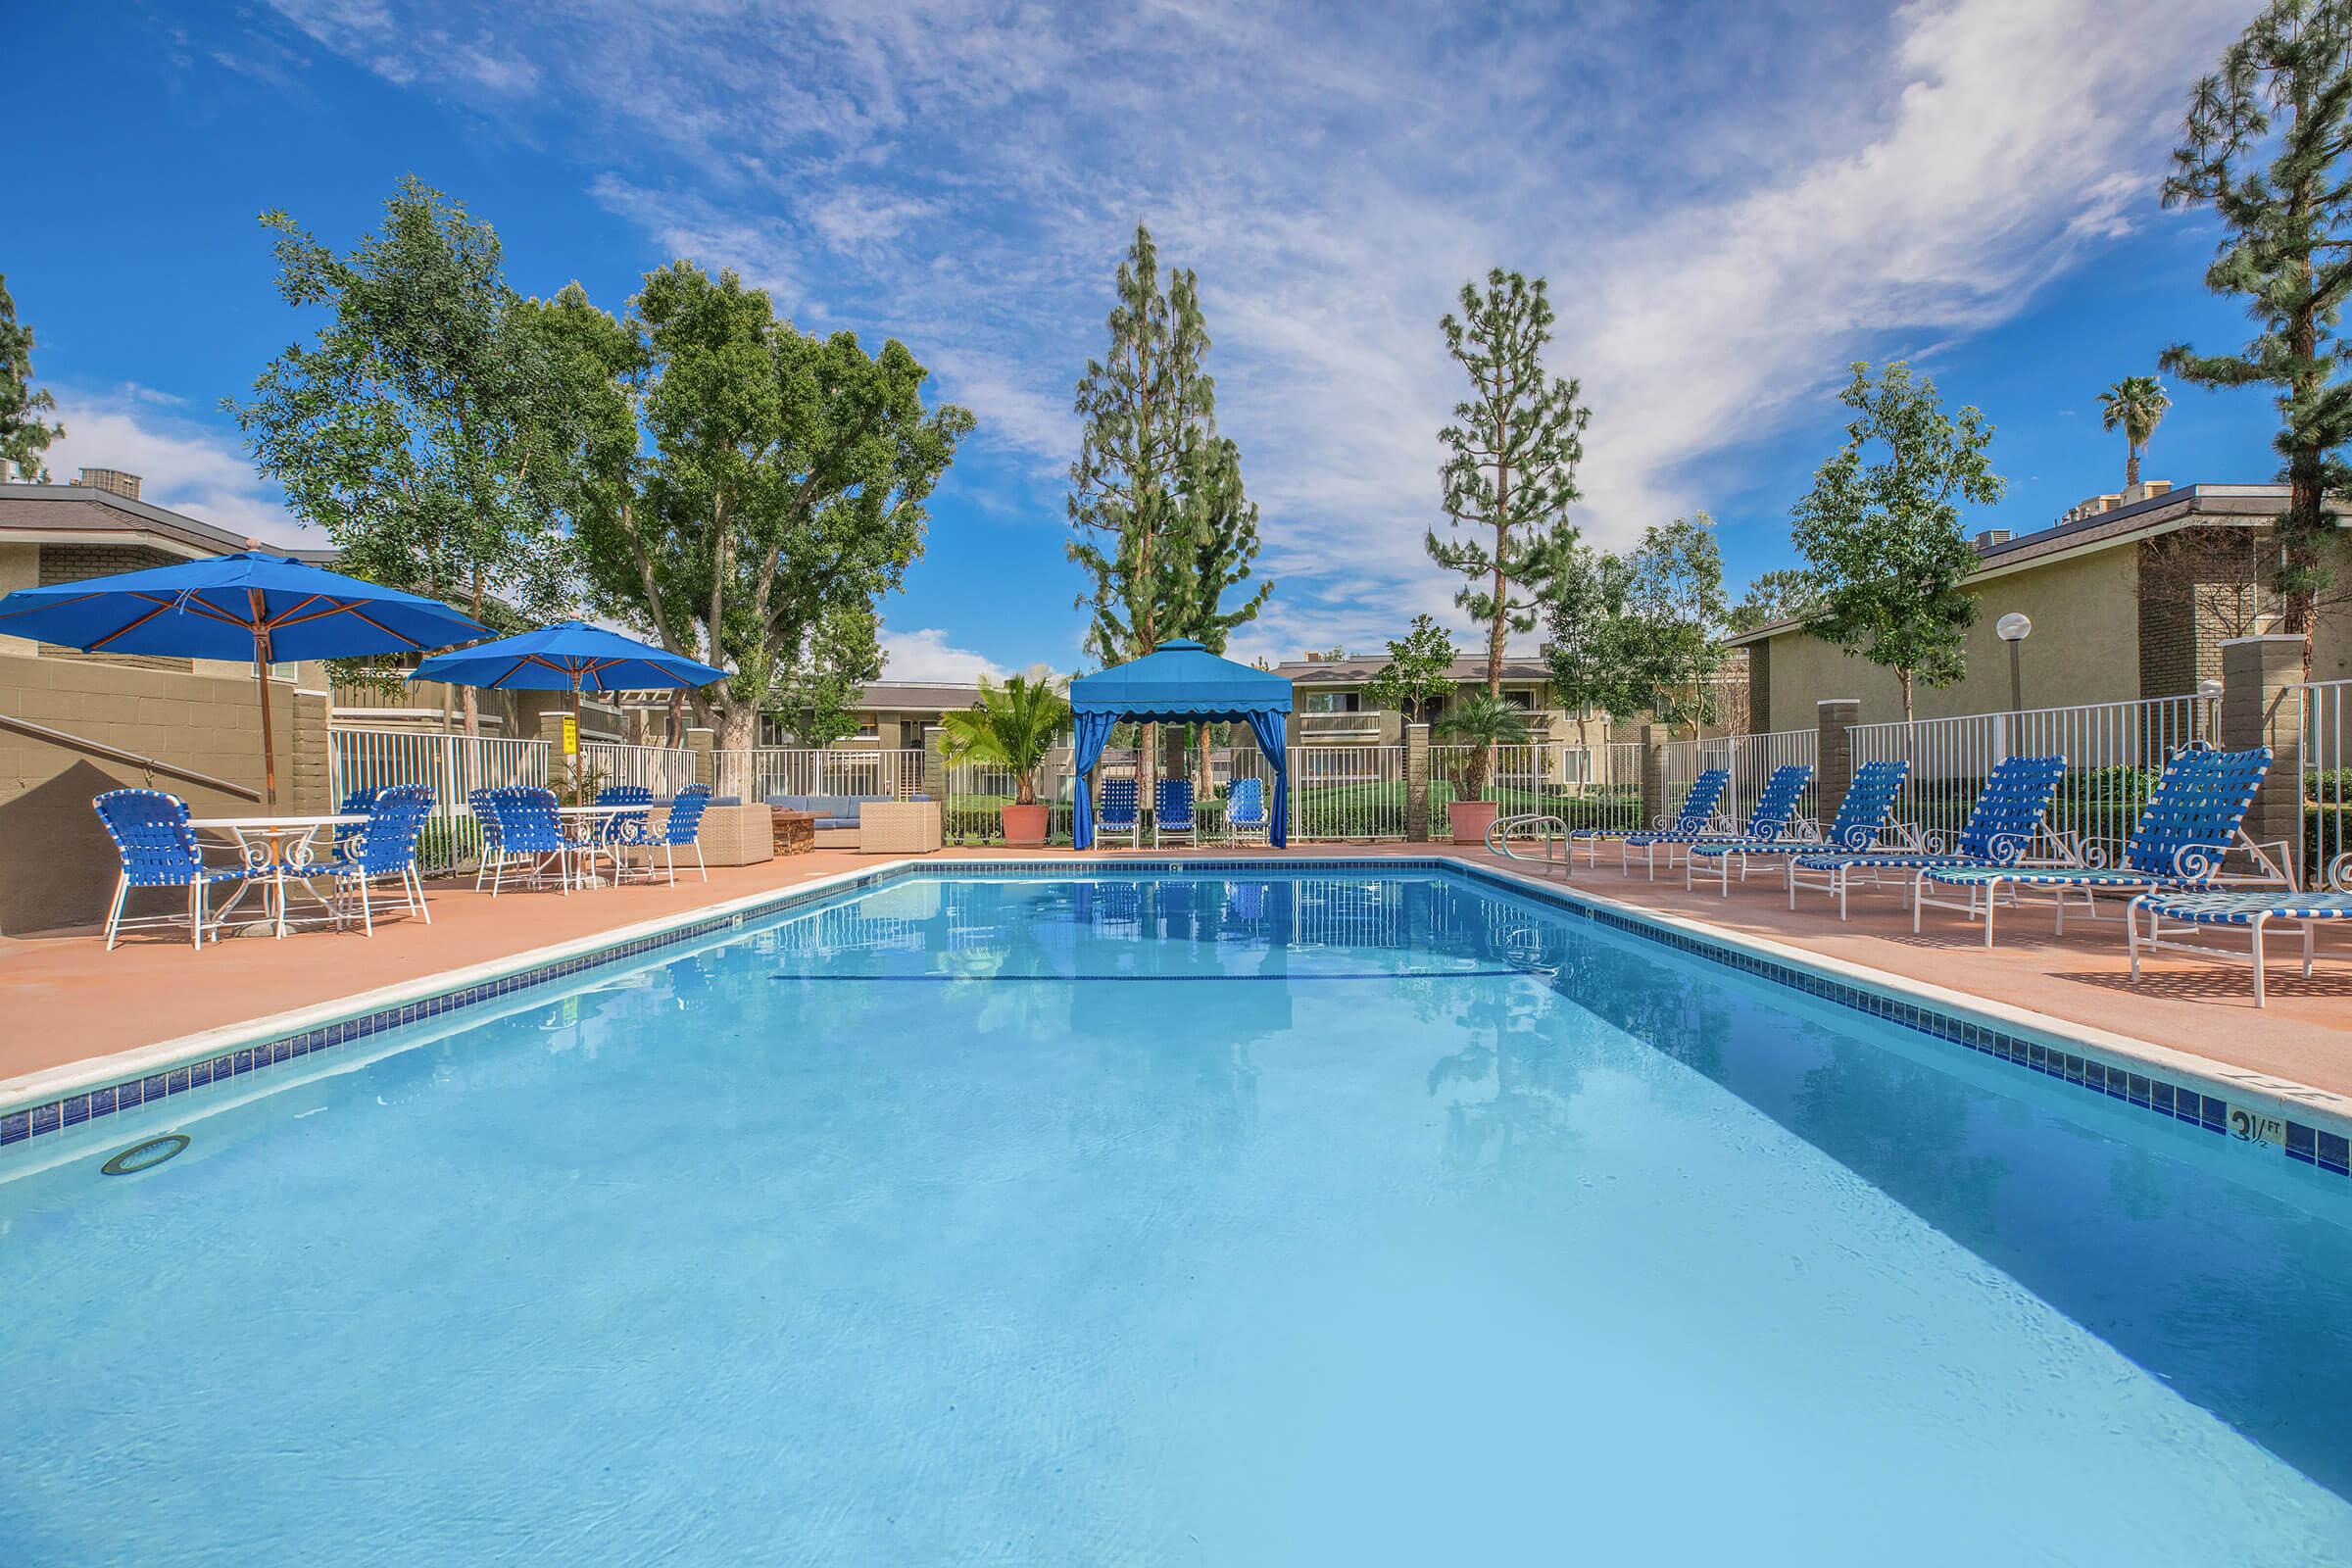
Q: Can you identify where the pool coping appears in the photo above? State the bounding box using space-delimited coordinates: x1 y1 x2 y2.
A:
3 853 2347 1181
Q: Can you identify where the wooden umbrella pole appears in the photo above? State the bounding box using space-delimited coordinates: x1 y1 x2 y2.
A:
251 590 278 808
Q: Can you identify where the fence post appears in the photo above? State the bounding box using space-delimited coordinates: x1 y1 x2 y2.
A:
1640 723 1667 830
1815 698 1858 827
1405 722 1430 842
686 727 716 794
2221 635 2304 873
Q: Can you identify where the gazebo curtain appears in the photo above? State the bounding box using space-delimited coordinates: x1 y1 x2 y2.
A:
1070 710 1287 849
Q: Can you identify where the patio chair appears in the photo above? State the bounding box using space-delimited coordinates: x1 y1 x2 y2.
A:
594 784 655 880
1225 777 1270 846
485 786 578 896
92 788 261 950
1686 760 1907 897
624 784 712 885
1787 754 2067 920
1622 765 1807 879
328 786 379 855
2128 869 2352 1007
319 784 434 934
1096 777 1141 849
1608 768 1732 876
1155 778 1199 848
1916 745 2277 948
467 787 510 892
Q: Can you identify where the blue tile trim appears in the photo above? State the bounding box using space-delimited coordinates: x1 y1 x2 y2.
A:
2 857 2345 1186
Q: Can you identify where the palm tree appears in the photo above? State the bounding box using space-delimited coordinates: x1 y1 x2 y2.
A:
937 674 1070 807
2098 375 2171 489
1433 690 1532 800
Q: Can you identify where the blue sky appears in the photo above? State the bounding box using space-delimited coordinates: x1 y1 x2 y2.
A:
12 0 2287 679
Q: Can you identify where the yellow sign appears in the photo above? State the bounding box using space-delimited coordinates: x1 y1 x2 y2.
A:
561 713 579 757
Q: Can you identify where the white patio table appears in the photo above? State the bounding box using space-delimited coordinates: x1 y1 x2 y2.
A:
554 802 658 889
189 811 370 938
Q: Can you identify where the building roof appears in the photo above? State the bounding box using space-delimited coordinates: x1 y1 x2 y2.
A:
0 482 336 564
1271 654 1552 684
1725 482 2342 647
856 679 985 712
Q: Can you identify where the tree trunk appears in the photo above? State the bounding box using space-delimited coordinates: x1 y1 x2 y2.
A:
2126 445 2141 490
1900 670 1915 725
1197 722 1214 804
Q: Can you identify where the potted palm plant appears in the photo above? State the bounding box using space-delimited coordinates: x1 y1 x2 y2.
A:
938 674 1071 848
1435 692 1531 844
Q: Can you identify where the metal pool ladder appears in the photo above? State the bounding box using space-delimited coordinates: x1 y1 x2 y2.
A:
1487 813 1572 877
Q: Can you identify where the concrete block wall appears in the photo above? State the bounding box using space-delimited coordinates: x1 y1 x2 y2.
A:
0 649 329 935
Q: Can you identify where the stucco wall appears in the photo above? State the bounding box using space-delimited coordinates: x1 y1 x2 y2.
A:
0 648 331 936
1758 546 2143 729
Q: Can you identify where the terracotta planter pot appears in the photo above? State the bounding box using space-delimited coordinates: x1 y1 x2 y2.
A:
1001 803 1050 848
1447 798 1498 844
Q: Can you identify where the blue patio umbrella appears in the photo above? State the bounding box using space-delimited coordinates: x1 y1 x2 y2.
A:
408 622 728 788
0 551 490 805
405 620 728 697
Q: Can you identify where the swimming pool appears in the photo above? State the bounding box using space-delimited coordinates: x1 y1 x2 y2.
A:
3 866 2349 1564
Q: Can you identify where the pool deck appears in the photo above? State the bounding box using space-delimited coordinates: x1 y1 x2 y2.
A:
2 842 2346 1099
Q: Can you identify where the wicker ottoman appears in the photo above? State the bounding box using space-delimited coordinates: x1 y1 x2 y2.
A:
858 800 942 855
698 803 776 867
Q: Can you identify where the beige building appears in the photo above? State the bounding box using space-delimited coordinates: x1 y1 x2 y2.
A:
0 472 348 935
1733 482 2352 731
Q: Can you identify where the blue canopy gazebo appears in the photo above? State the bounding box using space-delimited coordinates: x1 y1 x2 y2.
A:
1069 639 1293 849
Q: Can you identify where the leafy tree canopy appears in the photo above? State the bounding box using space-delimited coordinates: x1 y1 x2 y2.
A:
2097 374 2170 490
1790 361 2002 720
1363 612 1459 722
1727 567 1821 635
535 263 972 750
0 274 62 481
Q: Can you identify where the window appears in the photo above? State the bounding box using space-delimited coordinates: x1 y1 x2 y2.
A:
1304 691 1361 714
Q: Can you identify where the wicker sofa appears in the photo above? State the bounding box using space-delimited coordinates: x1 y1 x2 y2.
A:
764 793 936 851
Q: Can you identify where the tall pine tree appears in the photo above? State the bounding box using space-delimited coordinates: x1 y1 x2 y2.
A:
1430 269 1591 694
1069 223 1269 788
2161 0 2352 668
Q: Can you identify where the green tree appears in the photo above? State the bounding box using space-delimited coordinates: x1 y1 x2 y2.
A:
938 674 1072 808
1619 516 1730 737
538 264 971 752
1790 362 2003 721
1727 567 1821 634
1542 540 1642 748
1172 434 1272 782
229 178 590 733
765 603 882 748
0 275 63 480
2097 375 2171 489
1067 222 1214 668
1364 612 1459 723
2161 0 2352 666
1430 270 1591 694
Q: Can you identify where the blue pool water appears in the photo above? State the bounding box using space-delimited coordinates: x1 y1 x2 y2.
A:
3 868 2350 1564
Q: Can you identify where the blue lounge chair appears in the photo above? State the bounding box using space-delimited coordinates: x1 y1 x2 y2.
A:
1625 765 1809 879
1917 745 2277 947
1096 777 1141 849
1611 768 1732 877
1155 778 1198 848
624 784 712 885
92 788 262 950
1686 760 1907 897
1787 754 2068 920
2130 876 2352 1007
1225 777 1269 846
319 784 434 934
484 786 580 895
328 786 379 855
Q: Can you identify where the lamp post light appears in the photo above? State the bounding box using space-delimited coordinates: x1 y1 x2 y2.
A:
1995 612 2033 717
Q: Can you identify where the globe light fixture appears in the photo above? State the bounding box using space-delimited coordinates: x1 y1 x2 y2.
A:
1995 612 2031 714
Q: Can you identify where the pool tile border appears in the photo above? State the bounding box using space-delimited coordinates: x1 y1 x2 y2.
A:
2 857 2346 1186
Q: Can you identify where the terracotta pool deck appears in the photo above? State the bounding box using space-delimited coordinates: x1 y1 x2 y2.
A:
2 842 2346 1099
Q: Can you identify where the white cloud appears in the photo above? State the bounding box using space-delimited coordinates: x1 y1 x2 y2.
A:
879 625 1005 683
265 0 2249 664
43 389 318 549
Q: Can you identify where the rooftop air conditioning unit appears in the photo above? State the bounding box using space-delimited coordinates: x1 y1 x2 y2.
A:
1974 528 2014 548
